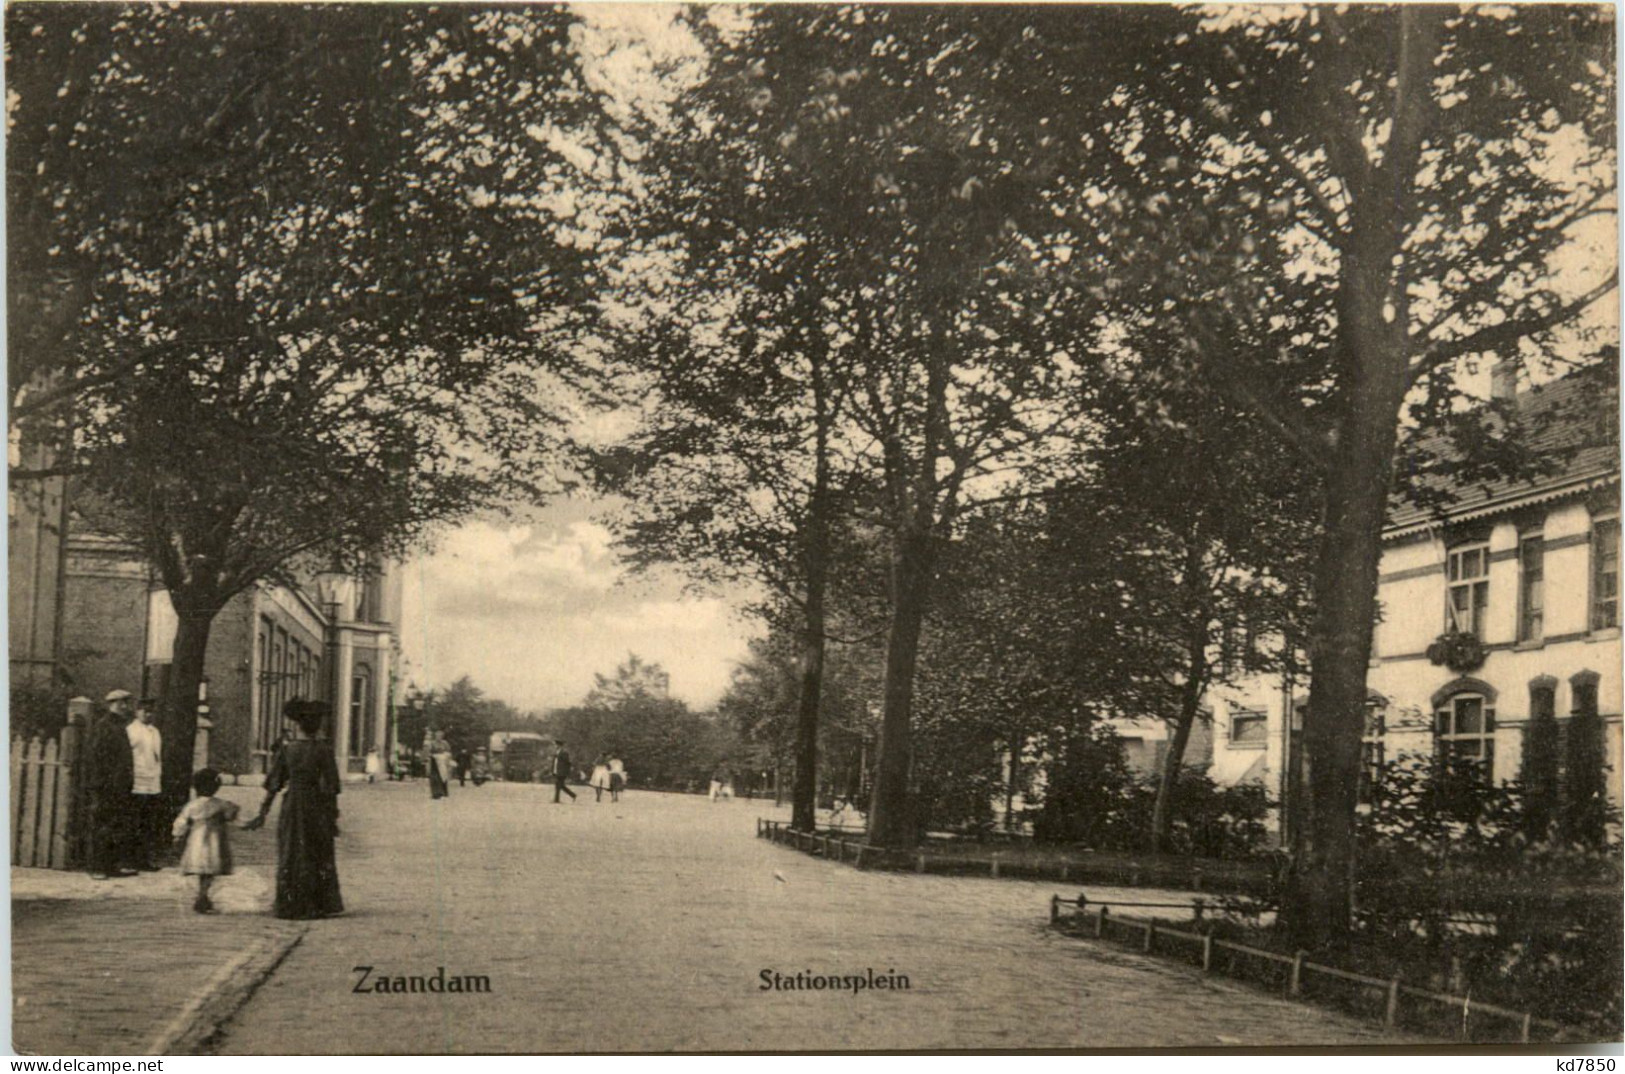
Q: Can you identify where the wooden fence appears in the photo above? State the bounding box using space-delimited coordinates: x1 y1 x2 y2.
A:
10 704 86 870
1050 895 1574 1043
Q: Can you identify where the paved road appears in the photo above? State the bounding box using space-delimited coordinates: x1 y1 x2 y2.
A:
208 781 1406 1052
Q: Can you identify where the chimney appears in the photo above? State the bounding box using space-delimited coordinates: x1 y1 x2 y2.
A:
1490 359 1517 402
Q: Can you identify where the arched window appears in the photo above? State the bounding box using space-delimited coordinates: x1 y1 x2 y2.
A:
1436 692 1495 773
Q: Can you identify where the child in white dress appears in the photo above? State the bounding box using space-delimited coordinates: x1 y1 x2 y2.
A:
172 768 239 914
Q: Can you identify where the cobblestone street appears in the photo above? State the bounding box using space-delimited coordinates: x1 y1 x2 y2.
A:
192 780 1409 1052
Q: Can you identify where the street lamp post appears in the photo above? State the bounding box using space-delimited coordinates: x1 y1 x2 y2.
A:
314 568 354 749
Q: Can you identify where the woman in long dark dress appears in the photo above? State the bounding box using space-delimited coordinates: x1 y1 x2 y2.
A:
427 732 452 800
244 700 343 919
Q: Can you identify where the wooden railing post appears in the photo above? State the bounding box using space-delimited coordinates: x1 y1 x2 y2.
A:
1202 933 1214 972
1385 976 1402 1029
1144 921 1155 953
1097 905 1109 938
1290 950 1306 996
1050 895 1059 924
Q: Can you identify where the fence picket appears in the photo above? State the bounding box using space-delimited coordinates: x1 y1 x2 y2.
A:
9 738 23 866
36 740 60 869
48 747 72 868
19 738 45 867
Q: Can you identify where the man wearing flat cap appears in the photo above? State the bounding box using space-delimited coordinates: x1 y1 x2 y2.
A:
126 697 165 870
85 690 138 879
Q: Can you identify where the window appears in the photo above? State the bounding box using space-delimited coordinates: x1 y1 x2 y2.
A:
1436 693 1495 775
350 667 372 756
1592 518 1619 631
256 620 275 753
1359 704 1386 805
1447 544 1489 635
1231 711 1267 747
271 629 287 738
1519 535 1544 642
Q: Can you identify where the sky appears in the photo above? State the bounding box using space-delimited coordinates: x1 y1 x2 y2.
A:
395 496 761 714
391 5 757 715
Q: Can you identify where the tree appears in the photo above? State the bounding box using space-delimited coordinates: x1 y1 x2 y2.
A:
1522 682 1561 840
8 6 603 802
554 653 741 790
582 246 862 831
584 653 672 709
685 6 1131 849
1013 5 1614 942
1564 680 1610 847
1045 368 1315 851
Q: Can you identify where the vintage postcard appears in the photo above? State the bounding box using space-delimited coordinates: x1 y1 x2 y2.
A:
7 2 1620 1056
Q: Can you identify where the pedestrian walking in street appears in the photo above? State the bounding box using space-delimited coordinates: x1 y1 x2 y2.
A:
590 755 611 802
86 690 138 880
243 700 343 920
126 697 164 871
364 747 383 783
551 740 576 803
171 768 239 914
608 755 626 802
428 732 453 800
457 748 473 787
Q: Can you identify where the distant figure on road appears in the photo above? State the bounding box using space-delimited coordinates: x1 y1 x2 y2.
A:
456 748 473 787
428 732 453 800
552 740 576 803
710 767 731 803
364 747 383 783
125 696 164 871
608 755 626 802
244 700 343 920
172 767 239 914
86 690 138 880
590 755 612 802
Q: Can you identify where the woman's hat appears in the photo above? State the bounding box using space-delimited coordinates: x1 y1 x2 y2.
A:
284 699 330 732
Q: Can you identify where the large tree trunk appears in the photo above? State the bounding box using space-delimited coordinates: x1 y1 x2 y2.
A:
1285 9 1440 945
790 556 827 832
790 354 838 833
865 524 936 849
1149 690 1200 854
159 604 218 808
1287 373 1407 946
1003 727 1020 832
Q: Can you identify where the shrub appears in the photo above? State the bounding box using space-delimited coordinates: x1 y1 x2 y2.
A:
9 682 72 743
1032 725 1274 859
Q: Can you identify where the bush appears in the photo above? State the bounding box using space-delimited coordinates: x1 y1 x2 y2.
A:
1160 772 1274 859
1032 723 1142 848
9 682 72 743
1032 724 1274 859
1354 753 1623 1034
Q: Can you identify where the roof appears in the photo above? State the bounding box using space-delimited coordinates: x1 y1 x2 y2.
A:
1386 362 1620 538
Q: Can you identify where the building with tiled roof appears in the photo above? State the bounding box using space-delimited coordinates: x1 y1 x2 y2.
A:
1205 359 1620 832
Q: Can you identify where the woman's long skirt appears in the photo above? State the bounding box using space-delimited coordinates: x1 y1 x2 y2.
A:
428 759 449 799
275 786 343 919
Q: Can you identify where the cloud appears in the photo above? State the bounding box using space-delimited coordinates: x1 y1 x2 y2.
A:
398 505 758 713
